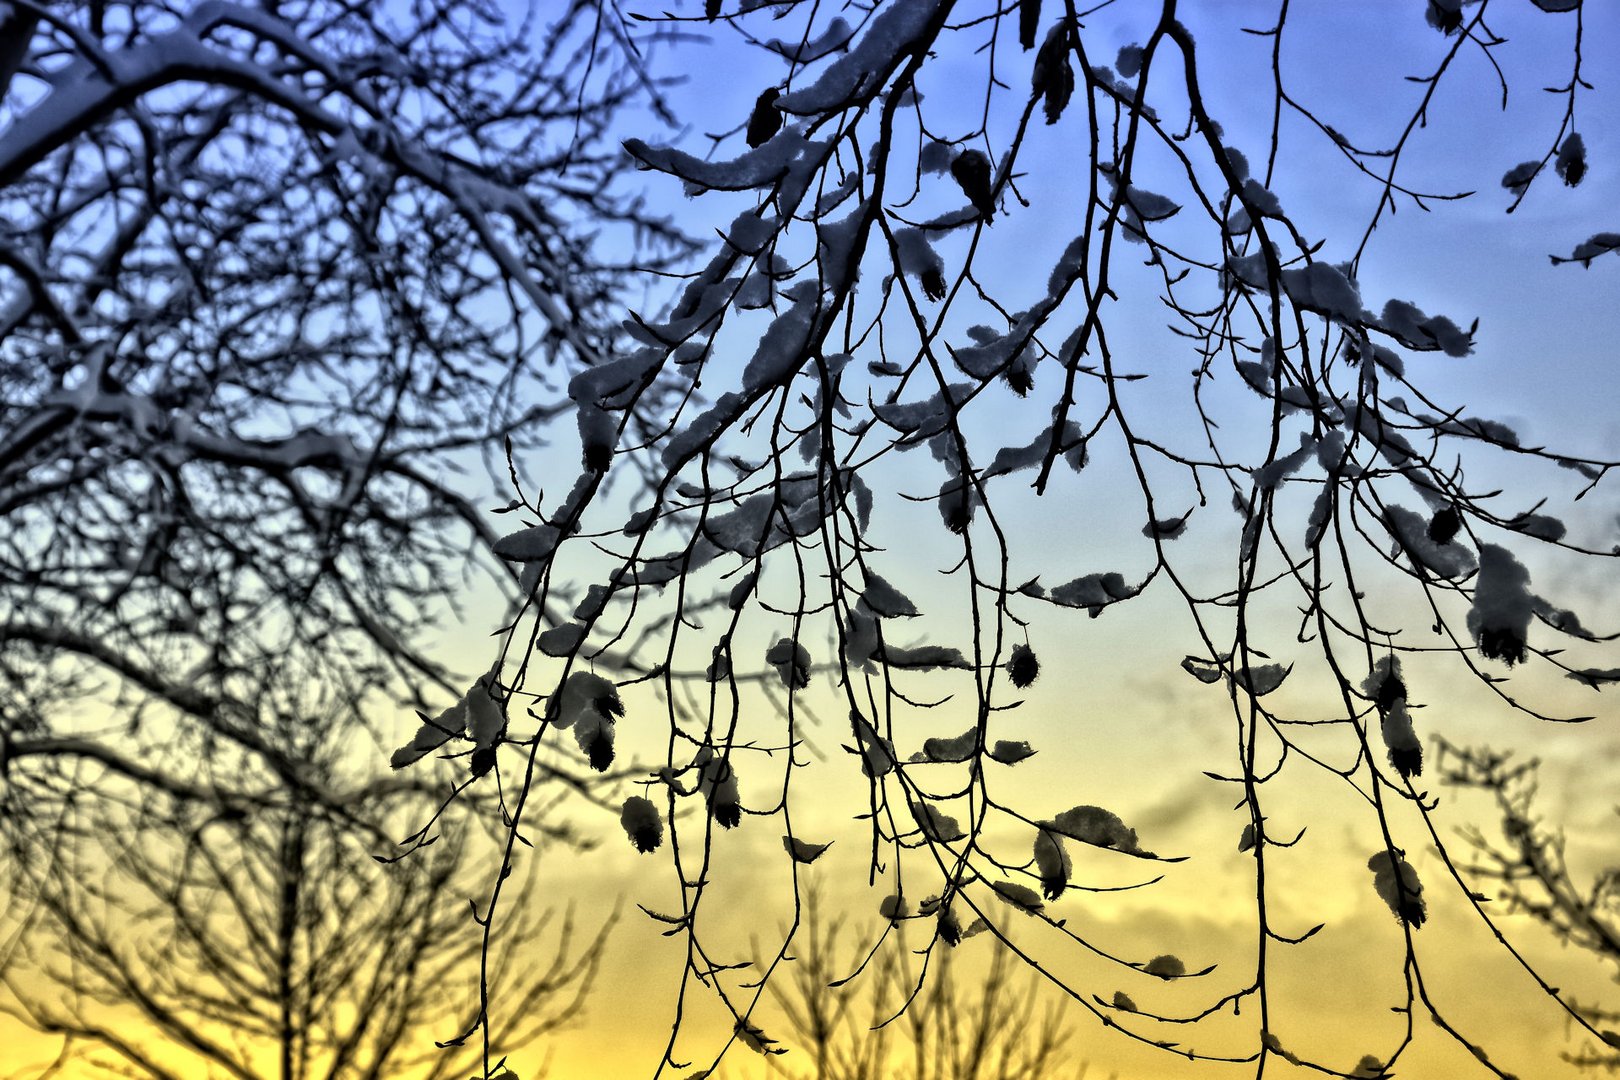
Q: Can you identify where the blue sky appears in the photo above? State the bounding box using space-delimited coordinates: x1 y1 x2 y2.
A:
481 3 1620 1077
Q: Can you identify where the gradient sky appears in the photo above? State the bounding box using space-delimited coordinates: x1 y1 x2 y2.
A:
9 2 1620 1079
509 2 1620 1079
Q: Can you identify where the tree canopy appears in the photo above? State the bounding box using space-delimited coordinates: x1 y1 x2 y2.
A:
0 0 683 1074
402 1 1620 1077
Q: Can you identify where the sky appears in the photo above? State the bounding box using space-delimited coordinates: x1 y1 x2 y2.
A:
7 1 1620 1079
503 2 1620 1079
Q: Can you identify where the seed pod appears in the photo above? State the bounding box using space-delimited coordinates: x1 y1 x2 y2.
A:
1018 0 1040 50
1381 700 1423 780
950 149 995 221
1427 506 1461 544
620 796 663 853
696 746 742 828
1368 849 1426 928
1004 356 1034 396
1008 643 1040 688
1479 626 1526 666
1032 22 1074 125
1376 670 1407 711
574 711 615 771
938 477 974 534
1556 132 1587 187
766 638 811 690
746 87 782 148
1034 826 1071 900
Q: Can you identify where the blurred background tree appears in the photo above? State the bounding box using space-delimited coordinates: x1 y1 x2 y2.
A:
1438 740 1620 1073
757 888 1094 1080
2 697 610 1080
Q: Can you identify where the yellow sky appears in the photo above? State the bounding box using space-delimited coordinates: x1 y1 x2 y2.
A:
8 2 1620 1078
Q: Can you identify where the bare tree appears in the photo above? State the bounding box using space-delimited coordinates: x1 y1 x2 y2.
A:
389 1 1620 1077
1438 740 1620 1072
0 0 688 1074
755 888 1094 1080
2 703 610 1080
0 0 688 772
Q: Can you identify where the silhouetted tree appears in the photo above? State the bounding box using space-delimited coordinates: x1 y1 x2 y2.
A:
0 0 687 1074
0 0 689 777
1438 740 1620 1072
2 703 610 1080
753 888 1093 1080
388 2 1620 1077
